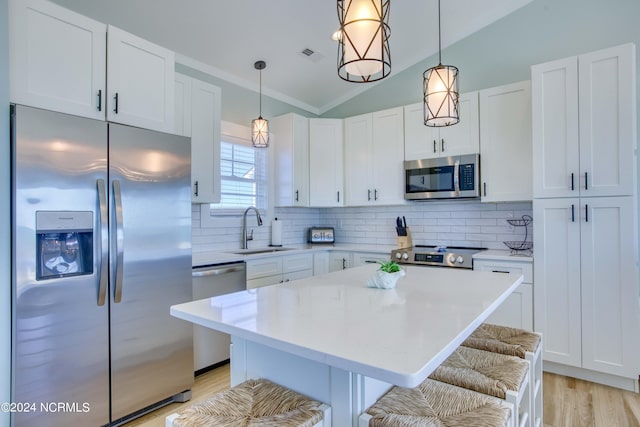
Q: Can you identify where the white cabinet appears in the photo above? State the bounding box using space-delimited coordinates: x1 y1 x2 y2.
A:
9 0 106 120
272 113 310 207
532 44 636 198
351 252 390 268
246 253 313 289
344 107 405 206
309 119 344 207
479 81 532 202
106 25 174 133
174 73 222 203
9 0 175 133
328 251 351 272
313 252 330 276
473 257 533 331
533 197 640 378
403 92 479 161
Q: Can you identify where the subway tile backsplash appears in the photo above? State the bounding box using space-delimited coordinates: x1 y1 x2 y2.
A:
192 200 533 253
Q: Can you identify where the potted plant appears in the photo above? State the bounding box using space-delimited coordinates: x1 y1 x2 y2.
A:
366 261 405 289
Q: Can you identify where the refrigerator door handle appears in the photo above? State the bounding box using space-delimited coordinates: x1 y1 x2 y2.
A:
97 179 108 306
112 180 125 303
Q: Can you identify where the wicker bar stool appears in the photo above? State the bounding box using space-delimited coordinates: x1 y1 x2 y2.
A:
166 378 331 427
359 378 514 427
429 346 530 427
462 323 542 427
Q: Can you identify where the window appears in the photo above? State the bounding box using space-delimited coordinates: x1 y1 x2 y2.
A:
210 134 268 213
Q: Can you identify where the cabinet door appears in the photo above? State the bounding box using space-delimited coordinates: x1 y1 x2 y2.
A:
273 114 309 207
309 119 344 207
533 198 582 367
190 79 222 203
532 57 580 198
580 196 640 377
328 252 351 272
372 107 405 205
578 44 636 197
106 25 175 133
480 80 532 202
403 102 439 160
313 252 330 276
9 0 107 120
174 72 192 137
438 91 480 157
344 113 373 206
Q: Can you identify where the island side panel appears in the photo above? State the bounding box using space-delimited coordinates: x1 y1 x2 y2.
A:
230 336 392 427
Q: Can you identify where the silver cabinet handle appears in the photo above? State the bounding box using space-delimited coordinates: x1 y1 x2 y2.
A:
97 179 108 306
337 191 340 203
112 180 124 303
192 266 244 277
97 90 102 112
483 182 487 197
295 190 299 202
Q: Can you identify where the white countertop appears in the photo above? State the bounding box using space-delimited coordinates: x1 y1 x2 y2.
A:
171 263 523 387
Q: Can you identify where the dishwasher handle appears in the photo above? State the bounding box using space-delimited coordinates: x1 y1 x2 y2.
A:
192 263 245 277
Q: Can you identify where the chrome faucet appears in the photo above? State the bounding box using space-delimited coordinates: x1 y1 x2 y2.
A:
242 206 263 249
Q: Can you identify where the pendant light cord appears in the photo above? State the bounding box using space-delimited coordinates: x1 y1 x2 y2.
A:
437 0 442 65
259 69 262 117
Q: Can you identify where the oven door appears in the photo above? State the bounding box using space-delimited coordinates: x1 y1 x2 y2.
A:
404 154 479 200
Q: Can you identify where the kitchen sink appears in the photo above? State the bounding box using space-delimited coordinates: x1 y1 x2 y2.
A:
226 247 295 255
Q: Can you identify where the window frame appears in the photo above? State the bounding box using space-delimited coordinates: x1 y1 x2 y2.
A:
200 121 274 229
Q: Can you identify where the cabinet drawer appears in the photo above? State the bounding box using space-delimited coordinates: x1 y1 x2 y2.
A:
246 274 283 289
283 269 313 283
283 253 314 274
473 259 533 283
246 257 283 280
351 252 389 267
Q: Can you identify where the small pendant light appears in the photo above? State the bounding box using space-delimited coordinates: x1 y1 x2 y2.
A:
423 0 459 127
337 0 391 83
251 60 269 148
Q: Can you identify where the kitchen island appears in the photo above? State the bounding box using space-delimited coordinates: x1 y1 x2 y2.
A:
171 263 523 426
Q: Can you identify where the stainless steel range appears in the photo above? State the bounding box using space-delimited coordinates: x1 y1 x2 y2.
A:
390 245 487 269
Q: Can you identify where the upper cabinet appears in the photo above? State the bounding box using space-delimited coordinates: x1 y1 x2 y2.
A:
404 92 479 161
532 43 636 198
9 0 175 133
309 119 344 207
9 0 107 120
272 113 310 207
344 107 405 206
479 80 532 202
174 73 222 203
106 25 175 133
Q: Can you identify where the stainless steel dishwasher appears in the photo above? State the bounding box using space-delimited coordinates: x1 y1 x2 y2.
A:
192 262 246 373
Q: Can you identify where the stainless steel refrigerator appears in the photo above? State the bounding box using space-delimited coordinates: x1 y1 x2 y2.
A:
10 105 194 426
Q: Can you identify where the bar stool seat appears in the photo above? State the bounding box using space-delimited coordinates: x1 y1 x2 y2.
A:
166 378 331 427
462 323 542 427
359 378 513 427
429 346 530 427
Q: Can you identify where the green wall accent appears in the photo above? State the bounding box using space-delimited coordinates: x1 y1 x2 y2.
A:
1 0 11 424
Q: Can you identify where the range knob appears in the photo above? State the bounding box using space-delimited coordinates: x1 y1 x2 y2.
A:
448 254 456 264
395 252 402 260
457 256 464 264
402 252 409 260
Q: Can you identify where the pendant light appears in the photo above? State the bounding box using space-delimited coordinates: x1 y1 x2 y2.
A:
251 60 269 148
337 0 391 83
423 0 459 127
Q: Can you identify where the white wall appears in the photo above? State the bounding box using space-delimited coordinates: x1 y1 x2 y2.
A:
1 0 11 425
192 202 533 253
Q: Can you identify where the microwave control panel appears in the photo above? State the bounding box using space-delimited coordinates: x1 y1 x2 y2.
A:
460 164 475 191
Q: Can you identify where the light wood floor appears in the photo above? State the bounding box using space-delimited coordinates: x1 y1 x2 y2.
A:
124 364 640 427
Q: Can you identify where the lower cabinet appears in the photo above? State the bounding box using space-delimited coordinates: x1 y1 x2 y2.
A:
328 251 351 272
246 253 313 289
473 257 533 331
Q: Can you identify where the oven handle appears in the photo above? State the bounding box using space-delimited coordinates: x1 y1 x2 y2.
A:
453 160 460 195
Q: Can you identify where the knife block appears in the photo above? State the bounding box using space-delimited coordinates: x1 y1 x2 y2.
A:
397 227 412 248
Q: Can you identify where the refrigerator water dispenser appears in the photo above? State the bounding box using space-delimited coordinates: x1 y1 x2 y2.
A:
36 211 93 280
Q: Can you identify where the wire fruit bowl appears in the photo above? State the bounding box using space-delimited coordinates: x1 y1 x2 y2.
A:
503 240 533 252
503 215 533 255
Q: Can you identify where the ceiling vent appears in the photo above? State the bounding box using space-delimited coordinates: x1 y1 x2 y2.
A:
298 48 324 63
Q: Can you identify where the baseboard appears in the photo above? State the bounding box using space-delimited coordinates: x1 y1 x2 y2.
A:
544 361 639 393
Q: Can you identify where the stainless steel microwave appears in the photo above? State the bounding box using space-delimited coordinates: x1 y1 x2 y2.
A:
404 154 480 200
